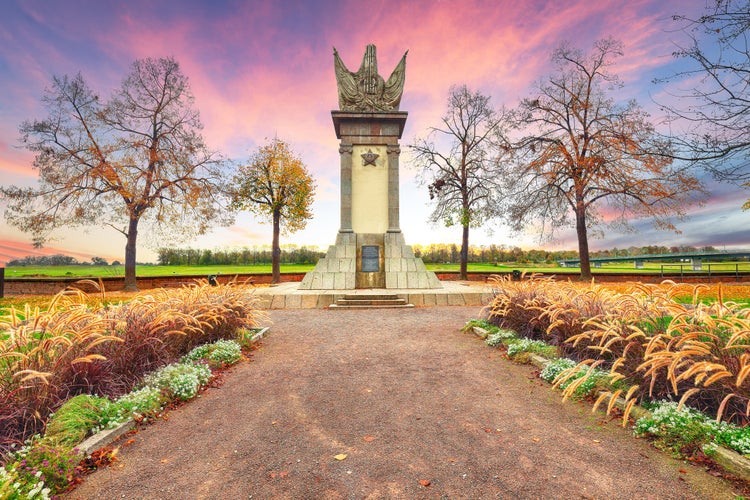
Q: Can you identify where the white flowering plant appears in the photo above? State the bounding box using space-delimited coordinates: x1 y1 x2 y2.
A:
485 329 517 347
0 335 244 498
540 358 609 399
113 386 165 421
0 465 50 500
1 436 77 498
506 338 556 358
634 400 750 456
540 358 577 382
143 362 212 401
182 339 242 367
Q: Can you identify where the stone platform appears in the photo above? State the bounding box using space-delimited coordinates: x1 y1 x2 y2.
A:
251 281 495 309
298 231 441 290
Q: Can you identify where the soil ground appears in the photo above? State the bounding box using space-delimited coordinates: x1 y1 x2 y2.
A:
67 307 739 499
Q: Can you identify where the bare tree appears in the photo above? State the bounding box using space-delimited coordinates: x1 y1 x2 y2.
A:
410 85 510 280
231 138 315 284
658 0 750 193
506 39 705 279
1 57 230 290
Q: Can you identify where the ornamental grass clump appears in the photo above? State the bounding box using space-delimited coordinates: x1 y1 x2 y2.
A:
485 276 750 426
0 281 262 456
484 274 556 340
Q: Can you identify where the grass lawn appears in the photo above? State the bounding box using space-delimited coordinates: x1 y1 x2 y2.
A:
3 263 316 278
4 261 750 278
428 261 750 274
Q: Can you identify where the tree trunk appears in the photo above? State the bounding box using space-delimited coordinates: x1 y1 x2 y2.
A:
575 203 592 280
271 209 281 284
460 223 469 280
123 217 140 291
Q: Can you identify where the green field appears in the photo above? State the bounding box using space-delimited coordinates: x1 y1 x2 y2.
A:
3 260 749 278
2 263 315 278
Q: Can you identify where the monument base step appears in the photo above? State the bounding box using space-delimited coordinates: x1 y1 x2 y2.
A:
330 294 414 309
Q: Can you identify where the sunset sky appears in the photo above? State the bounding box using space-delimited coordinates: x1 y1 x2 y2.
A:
1 0 748 265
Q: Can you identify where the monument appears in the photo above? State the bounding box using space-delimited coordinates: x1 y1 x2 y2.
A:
299 45 441 290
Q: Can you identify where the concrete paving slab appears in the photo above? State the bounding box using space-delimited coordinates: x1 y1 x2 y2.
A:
250 281 493 309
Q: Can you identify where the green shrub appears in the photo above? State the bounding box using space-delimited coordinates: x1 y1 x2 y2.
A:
462 319 499 334
207 339 242 365
43 395 114 447
236 327 262 348
181 344 212 362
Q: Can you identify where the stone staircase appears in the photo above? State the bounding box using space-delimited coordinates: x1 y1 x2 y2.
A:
329 294 414 309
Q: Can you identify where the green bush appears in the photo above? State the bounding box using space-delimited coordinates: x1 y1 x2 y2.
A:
44 395 114 448
462 319 499 334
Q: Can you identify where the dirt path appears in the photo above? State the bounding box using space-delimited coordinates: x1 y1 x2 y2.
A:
68 307 737 499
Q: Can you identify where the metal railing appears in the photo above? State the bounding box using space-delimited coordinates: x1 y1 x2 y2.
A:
659 263 743 282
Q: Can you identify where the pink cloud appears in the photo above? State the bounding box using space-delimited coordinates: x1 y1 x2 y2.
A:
0 0 735 256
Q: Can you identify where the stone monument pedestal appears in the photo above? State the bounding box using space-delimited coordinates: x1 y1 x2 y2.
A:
299 230 441 290
299 110 441 290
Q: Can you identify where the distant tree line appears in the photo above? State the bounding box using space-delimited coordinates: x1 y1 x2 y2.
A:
590 245 719 258
155 246 325 266
5 244 740 269
6 255 119 266
156 243 728 266
412 244 576 264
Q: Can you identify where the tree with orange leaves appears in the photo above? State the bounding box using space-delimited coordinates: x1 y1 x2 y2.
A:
1 57 230 290
505 38 706 279
231 138 315 283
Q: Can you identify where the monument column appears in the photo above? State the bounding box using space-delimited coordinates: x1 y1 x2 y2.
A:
387 144 401 233
298 44 441 290
339 143 353 233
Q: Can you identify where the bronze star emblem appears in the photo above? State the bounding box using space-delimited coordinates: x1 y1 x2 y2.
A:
361 149 379 166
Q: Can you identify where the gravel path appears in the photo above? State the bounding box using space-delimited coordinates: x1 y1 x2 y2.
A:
68 307 736 499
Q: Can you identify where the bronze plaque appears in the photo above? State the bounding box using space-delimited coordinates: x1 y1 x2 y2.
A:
361 245 380 272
